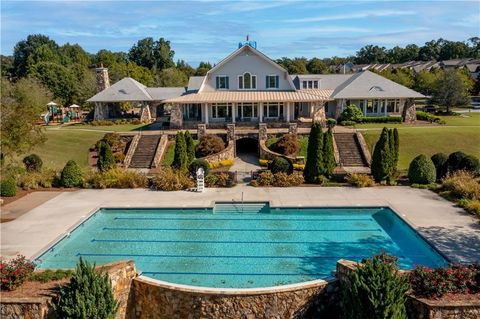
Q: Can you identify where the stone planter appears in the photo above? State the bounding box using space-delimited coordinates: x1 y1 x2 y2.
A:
406 295 480 319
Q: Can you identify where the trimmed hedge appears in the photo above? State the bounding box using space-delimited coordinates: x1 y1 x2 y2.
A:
189 159 210 178
459 154 480 174
408 154 436 184
340 105 363 122
1 178 17 197
268 157 293 174
61 160 83 188
358 116 402 123
431 153 449 180
416 111 445 124
447 151 467 172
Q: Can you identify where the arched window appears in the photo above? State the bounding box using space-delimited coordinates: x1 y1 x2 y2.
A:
238 72 257 89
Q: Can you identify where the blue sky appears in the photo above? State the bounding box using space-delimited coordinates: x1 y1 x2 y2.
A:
1 1 479 66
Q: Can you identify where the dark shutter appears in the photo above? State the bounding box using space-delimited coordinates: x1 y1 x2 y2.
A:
276 75 279 88
216 76 219 89
266 75 269 88
226 77 229 89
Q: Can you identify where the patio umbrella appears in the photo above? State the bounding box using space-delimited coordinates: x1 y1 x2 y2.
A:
47 101 58 106
69 104 81 108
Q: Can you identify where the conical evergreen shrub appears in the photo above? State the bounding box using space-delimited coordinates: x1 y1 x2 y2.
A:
54 258 117 319
393 128 400 169
97 142 116 172
172 131 188 171
184 130 195 164
342 253 409 319
303 122 324 183
61 160 83 188
322 127 336 176
371 127 391 182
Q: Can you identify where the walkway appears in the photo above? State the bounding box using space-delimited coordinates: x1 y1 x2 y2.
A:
1 187 478 264
229 153 262 184
1 191 63 222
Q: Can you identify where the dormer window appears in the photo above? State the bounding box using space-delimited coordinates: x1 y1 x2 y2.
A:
216 76 229 89
266 75 279 89
238 72 256 90
302 80 318 89
370 86 384 92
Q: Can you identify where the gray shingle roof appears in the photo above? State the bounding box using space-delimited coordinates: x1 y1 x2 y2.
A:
332 71 425 99
290 74 354 90
87 77 152 102
146 87 186 100
187 76 204 92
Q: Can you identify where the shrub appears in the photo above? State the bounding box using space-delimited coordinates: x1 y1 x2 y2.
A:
184 130 195 164
340 120 356 126
270 134 300 156
210 172 236 188
0 255 35 291
257 171 275 186
326 118 337 128
61 160 83 188
151 168 194 191
22 154 43 172
442 170 480 200
1 178 17 197
29 269 74 283
346 173 375 187
447 151 466 172
54 258 117 319
293 163 305 171
323 127 336 176
410 264 479 298
304 123 324 183
272 172 303 187
97 142 117 172
86 168 148 189
458 154 480 174
205 174 218 187
458 199 480 216
359 116 402 123
371 128 392 183
342 253 409 319
189 159 210 178
431 153 449 180
209 159 234 169
17 169 58 189
408 154 436 185
416 111 444 124
268 157 293 174
195 135 225 158
340 104 363 122
259 159 269 167
172 131 188 171
101 133 122 151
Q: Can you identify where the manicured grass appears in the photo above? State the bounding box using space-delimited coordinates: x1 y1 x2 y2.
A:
63 123 150 132
19 129 105 170
362 127 480 171
266 137 308 157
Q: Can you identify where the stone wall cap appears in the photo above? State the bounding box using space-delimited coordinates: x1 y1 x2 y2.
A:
0 297 49 304
135 275 332 296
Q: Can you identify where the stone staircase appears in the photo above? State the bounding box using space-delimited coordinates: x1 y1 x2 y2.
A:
129 135 161 169
334 133 369 167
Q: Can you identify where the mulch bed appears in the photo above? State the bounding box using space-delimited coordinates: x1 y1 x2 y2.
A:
0 278 69 300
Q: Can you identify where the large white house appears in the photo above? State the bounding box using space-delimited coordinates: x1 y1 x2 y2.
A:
89 42 424 127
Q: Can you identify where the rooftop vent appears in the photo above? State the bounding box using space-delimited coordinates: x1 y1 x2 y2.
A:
370 86 384 92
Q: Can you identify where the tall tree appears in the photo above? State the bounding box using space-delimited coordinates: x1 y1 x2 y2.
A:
154 38 175 70
355 45 388 64
128 37 156 69
30 61 77 104
303 123 324 183
172 131 188 171
371 128 391 183
307 58 328 74
195 62 212 76
184 130 195 164
13 34 59 77
432 69 472 113
155 67 188 87
418 39 442 61
413 69 442 95
176 60 195 77
322 127 336 176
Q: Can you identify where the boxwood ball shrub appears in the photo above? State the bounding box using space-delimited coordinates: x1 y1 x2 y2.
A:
342 253 409 319
22 154 43 172
54 258 117 319
61 160 83 188
268 157 293 174
408 154 436 185
431 152 449 180
447 151 466 172
340 104 363 122
195 135 225 158
1 178 17 197
189 159 210 178
458 154 480 174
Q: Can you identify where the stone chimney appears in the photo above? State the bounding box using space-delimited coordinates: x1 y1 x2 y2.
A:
95 63 110 92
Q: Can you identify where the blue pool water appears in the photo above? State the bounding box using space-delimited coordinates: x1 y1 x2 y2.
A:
36 204 447 288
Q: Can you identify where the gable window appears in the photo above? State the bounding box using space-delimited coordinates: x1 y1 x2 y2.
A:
266 75 279 89
216 76 229 89
238 72 256 90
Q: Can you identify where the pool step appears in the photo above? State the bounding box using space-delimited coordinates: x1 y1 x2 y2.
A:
214 202 270 214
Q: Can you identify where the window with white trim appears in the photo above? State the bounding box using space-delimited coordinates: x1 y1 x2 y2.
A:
216 76 229 89
238 72 256 89
266 75 279 89
211 103 231 119
263 102 283 118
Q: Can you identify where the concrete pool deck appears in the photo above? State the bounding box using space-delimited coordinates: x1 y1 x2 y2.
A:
1 186 479 263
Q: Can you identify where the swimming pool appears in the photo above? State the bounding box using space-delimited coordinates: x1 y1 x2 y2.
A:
36 204 447 288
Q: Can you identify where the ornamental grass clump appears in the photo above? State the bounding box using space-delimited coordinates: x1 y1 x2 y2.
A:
346 173 375 188
442 170 480 200
0 255 35 291
151 168 194 191
342 253 409 319
54 258 117 319
86 168 148 189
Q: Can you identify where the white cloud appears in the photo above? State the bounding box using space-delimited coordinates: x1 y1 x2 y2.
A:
452 14 480 27
286 9 417 23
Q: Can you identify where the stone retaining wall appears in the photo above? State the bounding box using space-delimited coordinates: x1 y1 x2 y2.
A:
407 296 480 319
123 135 140 168
355 131 372 166
0 298 55 319
199 140 235 163
151 135 168 169
129 276 334 319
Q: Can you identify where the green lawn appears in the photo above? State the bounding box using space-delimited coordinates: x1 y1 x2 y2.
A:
362 127 480 171
20 129 105 170
266 137 309 157
63 123 150 132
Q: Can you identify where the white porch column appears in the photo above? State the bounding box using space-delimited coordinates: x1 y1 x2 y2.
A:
286 102 291 122
384 99 388 115
232 103 236 123
204 103 209 124
259 102 264 122
363 99 367 115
